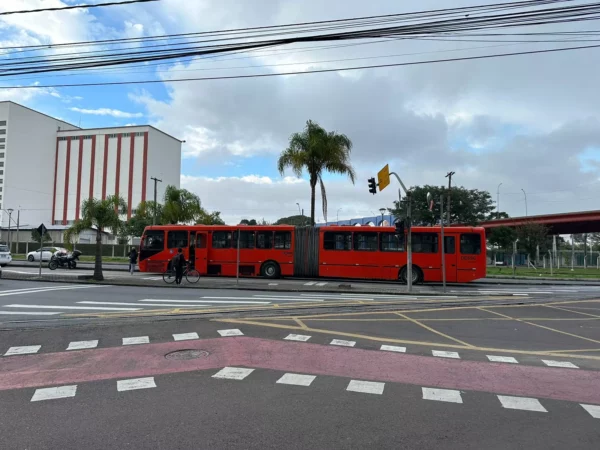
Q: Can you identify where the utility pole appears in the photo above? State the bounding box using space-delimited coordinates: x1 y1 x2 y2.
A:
445 171 455 225
6 208 13 251
16 208 20 254
521 189 528 216
150 177 162 225
496 182 502 219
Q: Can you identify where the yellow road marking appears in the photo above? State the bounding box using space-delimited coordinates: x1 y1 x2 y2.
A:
545 305 600 319
393 312 474 347
544 348 600 353
293 318 308 330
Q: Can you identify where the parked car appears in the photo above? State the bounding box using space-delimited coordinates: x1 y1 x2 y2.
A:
0 244 12 266
26 247 63 262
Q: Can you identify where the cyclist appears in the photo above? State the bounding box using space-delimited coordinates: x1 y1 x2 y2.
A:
171 247 186 285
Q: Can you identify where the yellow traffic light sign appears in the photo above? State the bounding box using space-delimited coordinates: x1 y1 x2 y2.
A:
377 164 390 192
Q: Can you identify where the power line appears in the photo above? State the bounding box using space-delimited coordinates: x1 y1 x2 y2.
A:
0 0 159 16
2 42 598 89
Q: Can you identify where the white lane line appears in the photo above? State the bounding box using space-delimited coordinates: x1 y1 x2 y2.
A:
512 294 530 297
304 281 317 286
212 367 254 380
218 329 244 337
123 336 150 345
542 360 579 369
284 334 311 342
117 377 156 392
330 339 356 347
380 345 406 353
422 387 463 404
347 380 385 395
498 395 547 412
67 340 98 351
487 355 518 364
203 296 323 302
4 345 41 356
315 282 328 286
77 301 212 307
0 285 110 297
268 283 278 286
432 350 460 359
0 311 61 316
277 373 316 387
143 277 163 280
173 332 199 341
581 404 600 419
149 299 271 305
4 304 141 311
31 385 77 402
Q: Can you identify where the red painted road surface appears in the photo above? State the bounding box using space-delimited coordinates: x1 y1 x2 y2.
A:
1 337 599 404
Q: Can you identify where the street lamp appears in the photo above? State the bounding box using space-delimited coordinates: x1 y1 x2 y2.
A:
496 183 502 219
337 208 342 224
521 188 528 217
6 208 13 250
296 203 301 215
379 207 386 226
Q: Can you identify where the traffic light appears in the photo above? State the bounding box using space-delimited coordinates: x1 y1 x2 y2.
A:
368 177 377 195
395 220 405 235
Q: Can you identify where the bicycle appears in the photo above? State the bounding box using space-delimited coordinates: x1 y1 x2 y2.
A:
163 262 200 284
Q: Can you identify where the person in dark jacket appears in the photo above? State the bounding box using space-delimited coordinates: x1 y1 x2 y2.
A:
173 247 186 285
128 248 138 275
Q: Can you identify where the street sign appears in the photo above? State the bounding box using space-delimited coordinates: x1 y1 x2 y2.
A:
37 223 47 236
377 164 390 192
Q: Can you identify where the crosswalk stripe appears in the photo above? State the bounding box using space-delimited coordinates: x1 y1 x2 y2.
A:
432 350 460 359
123 336 150 345
347 380 385 395
78 301 212 307
277 373 316 386
498 395 547 412
207 296 323 302
0 311 61 316
213 367 254 380
487 355 518 364
173 332 199 341
284 334 311 342
117 377 156 392
4 304 141 311
303 281 317 286
4 345 41 356
315 282 328 286
155 299 271 304
31 385 77 402
542 360 579 369
67 340 98 351
581 404 600 419
380 345 406 353
218 329 244 337
330 339 356 347
422 387 463 404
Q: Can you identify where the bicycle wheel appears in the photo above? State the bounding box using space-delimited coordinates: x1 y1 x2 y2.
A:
163 270 176 284
186 269 200 284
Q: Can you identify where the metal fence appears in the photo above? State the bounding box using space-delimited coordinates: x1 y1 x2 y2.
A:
491 250 600 268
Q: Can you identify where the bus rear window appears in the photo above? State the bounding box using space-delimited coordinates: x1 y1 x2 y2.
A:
460 234 482 255
142 231 165 250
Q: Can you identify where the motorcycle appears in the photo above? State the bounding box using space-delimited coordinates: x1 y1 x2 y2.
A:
48 250 82 270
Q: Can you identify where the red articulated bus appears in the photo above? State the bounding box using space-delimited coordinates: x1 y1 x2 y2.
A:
138 224 486 283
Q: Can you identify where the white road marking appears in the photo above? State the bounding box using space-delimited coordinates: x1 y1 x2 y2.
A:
123 336 150 345
347 380 385 395
330 339 356 347
212 367 254 380
77 301 212 307
268 283 278 286
487 355 518 364
498 395 547 412
143 277 163 280
204 296 323 302
117 377 156 392
284 334 311 342
581 404 600 419
218 329 244 337
0 285 110 297
380 345 406 353
67 340 98 350
512 294 530 297
432 350 460 359
303 281 317 286
542 360 579 369
173 332 199 341
0 311 61 316
315 282 328 286
4 304 141 311
4 345 41 356
277 373 316 387
422 387 463 404
31 385 77 402
149 299 271 305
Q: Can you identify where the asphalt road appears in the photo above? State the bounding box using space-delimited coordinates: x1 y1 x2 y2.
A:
2 299 600 449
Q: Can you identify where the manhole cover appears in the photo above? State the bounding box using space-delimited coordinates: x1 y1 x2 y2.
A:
165 349 209 360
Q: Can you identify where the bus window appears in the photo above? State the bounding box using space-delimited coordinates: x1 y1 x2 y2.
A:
460 233 482 254
212 231 232 249
167 231 188 249
324 232 351 250
274 231 292 249
257 231 273 249
412 233 438 253
196 234 206 249
233 231 255 249
380 232 405 252
353 232 378 251
444 236 455 254
142 230 165 250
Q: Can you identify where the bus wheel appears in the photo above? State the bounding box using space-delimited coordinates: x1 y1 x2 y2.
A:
399 265 422 284
261 261 281 279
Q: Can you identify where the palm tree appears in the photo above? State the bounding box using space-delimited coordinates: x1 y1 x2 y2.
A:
162 185 203 224
278 120 355 225
64 195 127 281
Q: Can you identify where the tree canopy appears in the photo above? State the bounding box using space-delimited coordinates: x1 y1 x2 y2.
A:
488 226 517 252
162 185 203 224
516 222 549 261
275 215 311 226
278 120 355 225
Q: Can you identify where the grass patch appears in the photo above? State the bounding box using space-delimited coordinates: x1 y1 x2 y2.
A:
487 266 600 279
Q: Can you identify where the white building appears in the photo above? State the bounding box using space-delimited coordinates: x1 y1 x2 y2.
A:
0 101 181 239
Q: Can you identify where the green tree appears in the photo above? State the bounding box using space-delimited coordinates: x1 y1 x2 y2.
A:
240 219 258 226
390 185 495 226
64 195 127 281
278 120 355 225
516 222 549 265
488 226 517 252
162 185 202 224
123 201 158 238
31 229 52 244
196 210 225 225
275 215 311 226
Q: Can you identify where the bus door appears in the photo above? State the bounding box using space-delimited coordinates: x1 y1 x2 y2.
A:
457 232 484 282
443 234 457 283
195 232 208 274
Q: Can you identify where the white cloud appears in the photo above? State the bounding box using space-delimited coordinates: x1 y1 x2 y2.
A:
70 107 143 119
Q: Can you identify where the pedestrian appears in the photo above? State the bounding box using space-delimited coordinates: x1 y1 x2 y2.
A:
128 247 138 275
173 247 185 285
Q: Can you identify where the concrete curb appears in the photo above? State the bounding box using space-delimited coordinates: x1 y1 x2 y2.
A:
484 275 600 286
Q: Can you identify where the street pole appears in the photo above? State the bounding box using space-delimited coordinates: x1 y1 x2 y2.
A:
150 177 162 225
445 171 455 225
496 182 502 219
296 203 301 215
512 240 517 276
521 189 528 216
16 209 20 254
406 191 413 293
440 194 446 293
236 228 241 285
6 208 13 251
571 235 575 271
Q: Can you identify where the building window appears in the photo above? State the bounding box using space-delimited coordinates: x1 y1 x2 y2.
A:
0 130 5 135
0 162 4 168
58 137 68 141
460 234 482 255
135 132 145 137
122 133 130 137
0 146 4 150
107 134 118 138
83 136 93 140
0 179 3 184
0 153 4 158
0 138 5 143
0 187 3 192
0 121 6 126
0 170 3 175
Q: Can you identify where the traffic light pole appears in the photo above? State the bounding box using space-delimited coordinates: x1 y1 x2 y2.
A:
390 171 412 293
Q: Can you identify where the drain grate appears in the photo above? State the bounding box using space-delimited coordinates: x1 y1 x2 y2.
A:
165 349 209 360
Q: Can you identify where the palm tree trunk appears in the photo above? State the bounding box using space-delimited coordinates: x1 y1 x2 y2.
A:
94 229 104 281
310 180 316 226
